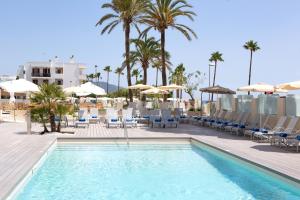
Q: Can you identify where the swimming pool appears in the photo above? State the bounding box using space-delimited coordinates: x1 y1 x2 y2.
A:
12 140 300 200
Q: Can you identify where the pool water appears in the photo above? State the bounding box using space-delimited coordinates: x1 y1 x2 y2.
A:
14 143 300 200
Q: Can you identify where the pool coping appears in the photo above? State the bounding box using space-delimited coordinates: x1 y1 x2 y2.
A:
5 136 300 199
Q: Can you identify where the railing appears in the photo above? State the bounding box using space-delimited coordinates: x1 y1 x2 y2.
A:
31 73 51 77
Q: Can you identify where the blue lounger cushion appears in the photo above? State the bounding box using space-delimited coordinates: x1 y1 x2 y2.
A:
79 118 86 122
154 119 161 122
279 133 288 138
259 128 268 133
126 119 134 122
167 119 175 122
91 115 97 118
296 135 300 141
239 124 246 128
110 119 118 122
252 128 260 132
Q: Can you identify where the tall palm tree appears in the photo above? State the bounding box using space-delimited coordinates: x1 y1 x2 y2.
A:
103 66 112 93
115 67 124 92
141 0 197 100
130 36 161 85
244 40 260 95
94 65 99 82
209 51 224 101
96 0 150 102
95 72 101 83
131 69 141 84
152 54 172 87
169 64 186 98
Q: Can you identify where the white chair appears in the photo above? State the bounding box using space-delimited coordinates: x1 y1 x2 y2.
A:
89 108 100 124
106 108 122 128
162 109 178 128
122 108 137 128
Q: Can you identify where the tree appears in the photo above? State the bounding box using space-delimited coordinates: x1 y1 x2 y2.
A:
96 0 150 102
169 64 186 98
244 40 260 95
131 68 141 84
30 83 67 133
209 51 224 101
130 36 161 85
141 0 197 100
103 66 112 93
185 71 205 100
95 72 101 82
115 67 124 92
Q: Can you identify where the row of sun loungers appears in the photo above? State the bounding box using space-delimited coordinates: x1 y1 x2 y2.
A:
189 110 300 152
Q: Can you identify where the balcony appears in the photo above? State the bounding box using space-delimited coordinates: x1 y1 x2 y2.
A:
31 73 51 78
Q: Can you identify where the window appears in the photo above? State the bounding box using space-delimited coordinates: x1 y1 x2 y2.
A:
42 68 50 77
43 80 49 84
55 68 63 74
32 79 38 85
55 79 63 85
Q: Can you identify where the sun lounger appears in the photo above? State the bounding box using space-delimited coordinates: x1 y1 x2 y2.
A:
88 108 100 124
244 115 271 140
233 113 259 136
270 117 300 146
284 135 300 152
223 112 245 132
203 110 226 127
106 108 122 128
174 108 188 123
212 111 237 130
122 108 137 128
75 109 89 128
162 109 178 128
252 116 287 141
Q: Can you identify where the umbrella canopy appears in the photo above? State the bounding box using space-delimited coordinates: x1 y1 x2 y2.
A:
277 81 300 91
141 88 169 95
200 85 236 94
64 82 106 96
238 83 288 93
0 79 39 93
158 84 185 90
128 84 153 90
80 82 106 95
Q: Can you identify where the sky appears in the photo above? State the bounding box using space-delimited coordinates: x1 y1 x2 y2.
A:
0 0 300 99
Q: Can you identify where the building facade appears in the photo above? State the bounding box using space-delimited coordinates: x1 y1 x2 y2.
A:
18 57 86 88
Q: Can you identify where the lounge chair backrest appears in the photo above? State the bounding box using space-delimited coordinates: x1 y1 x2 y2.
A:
234 112 244 123
174 108 183 117
122 108 133 120
90 108 99 116
284 117 299 134
78 109 86 119
161 109 172 120
150 109 161 116
272 116 287 131
106 108 118 119
218 110 226 119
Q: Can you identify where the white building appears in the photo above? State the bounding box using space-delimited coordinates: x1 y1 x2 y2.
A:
18 57 86 88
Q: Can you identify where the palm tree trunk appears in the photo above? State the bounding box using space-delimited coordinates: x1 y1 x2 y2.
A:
161 30 167 101
49 112 56 132
248 50 253 95
117 74 120 92
211 61 217 102
106 72 109 93
156 67 159 87
125 23 133 102
142 64 148 101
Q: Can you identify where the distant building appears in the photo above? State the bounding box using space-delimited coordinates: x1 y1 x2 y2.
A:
17 56 86 88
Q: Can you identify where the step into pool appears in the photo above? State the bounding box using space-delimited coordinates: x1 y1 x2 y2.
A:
11 140 300 200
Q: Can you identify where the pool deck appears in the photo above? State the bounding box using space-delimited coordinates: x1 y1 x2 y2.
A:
1 122 300 199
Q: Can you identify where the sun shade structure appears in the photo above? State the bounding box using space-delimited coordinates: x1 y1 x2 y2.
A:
277 81 300 91
128 84 153 90
237 83 275 93
141 88 169 95
0 79 39 93
158 84 185 90
200 85 236 94
80 82 106 96
64 82 106 96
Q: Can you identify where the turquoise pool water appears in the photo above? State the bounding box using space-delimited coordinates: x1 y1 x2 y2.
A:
14 143 300 200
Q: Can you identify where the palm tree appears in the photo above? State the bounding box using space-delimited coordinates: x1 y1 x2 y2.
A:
244 40 260 94
131 69 141 84
30 83 66 133
95 72 101 82
103 66 112 93
130 36 161 85
141 0 197 99
94 65 99 82
209 51 224 101
169 64 186 98
115 67 124 92
96 0 150 102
